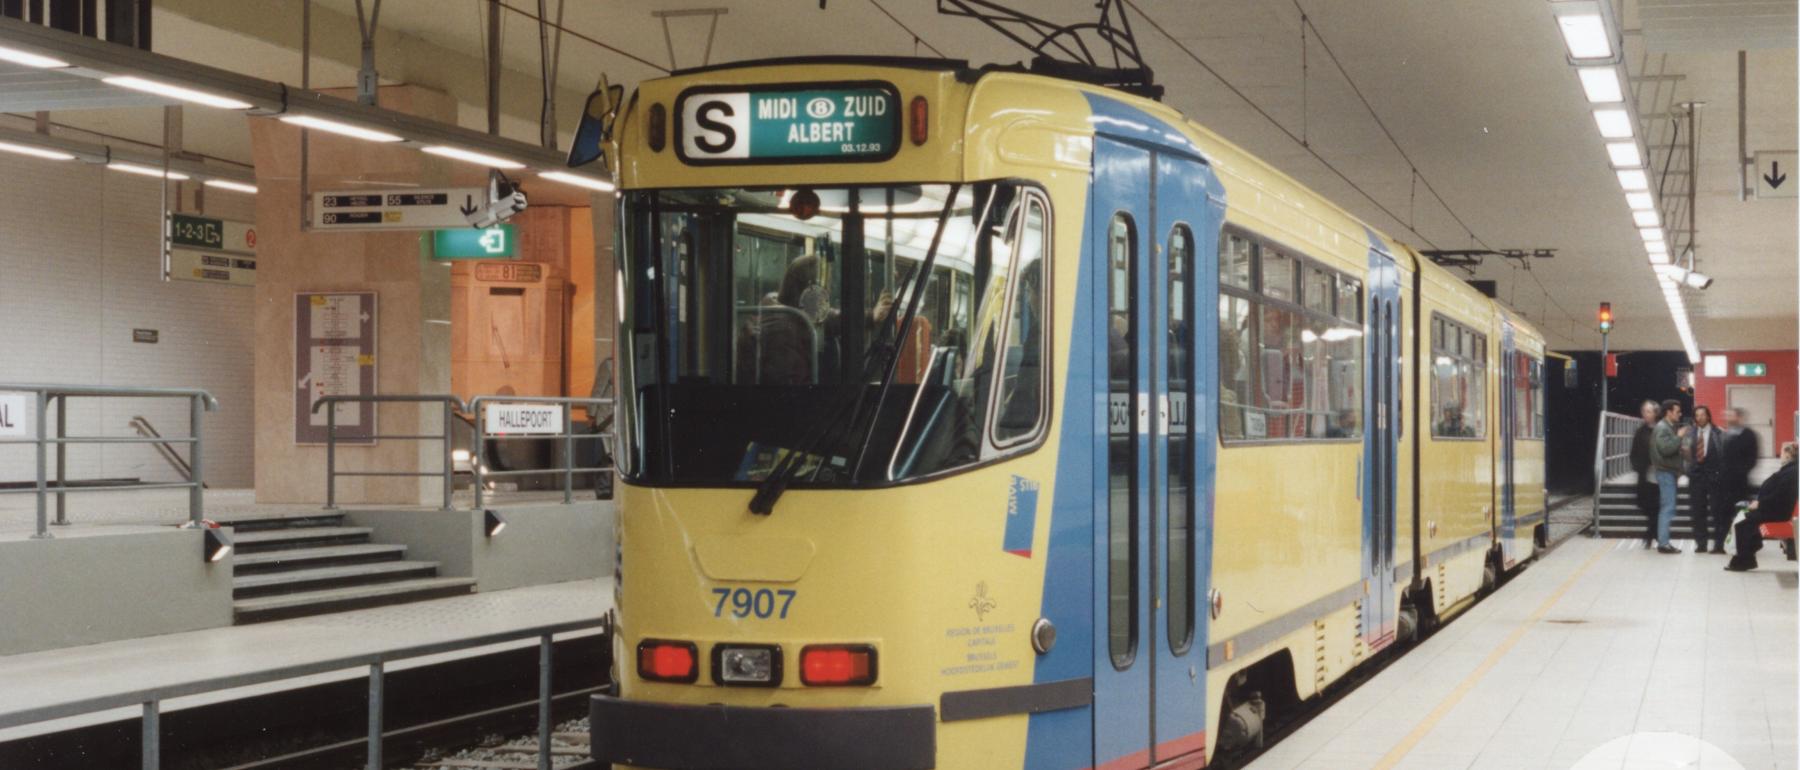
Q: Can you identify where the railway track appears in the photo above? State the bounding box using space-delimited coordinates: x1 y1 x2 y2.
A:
405 717 595 770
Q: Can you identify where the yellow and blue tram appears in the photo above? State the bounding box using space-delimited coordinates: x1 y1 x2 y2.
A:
589 57 1548 770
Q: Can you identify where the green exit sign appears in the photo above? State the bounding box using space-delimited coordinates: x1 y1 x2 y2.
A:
431 225 516 259
1735 362 1767 377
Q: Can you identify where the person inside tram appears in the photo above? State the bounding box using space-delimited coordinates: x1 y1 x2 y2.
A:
1438 406 1471 437
735 255 824 385
1629 399 1663 549
1724 442 1799 572
996 260 1044 433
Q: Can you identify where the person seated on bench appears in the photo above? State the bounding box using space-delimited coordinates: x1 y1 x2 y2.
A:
1725 442 1799 573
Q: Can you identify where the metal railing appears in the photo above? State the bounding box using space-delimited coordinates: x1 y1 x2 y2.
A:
0 384 217 539
1592 409 1641 534
314 395 465 511
468 396 613 509
129 415 202 486
0 616 607 770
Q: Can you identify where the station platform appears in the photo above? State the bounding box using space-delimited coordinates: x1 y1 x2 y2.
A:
0 577 611 743
1249 537 1797 770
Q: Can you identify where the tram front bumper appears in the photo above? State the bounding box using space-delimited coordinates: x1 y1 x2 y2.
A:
590 694 937 769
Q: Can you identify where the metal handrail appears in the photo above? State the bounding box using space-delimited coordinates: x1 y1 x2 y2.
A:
0 384 217 539
0 615 607 770
313 395 466 511
468 395 614 509
129 416 204 487
1591 410 1641 534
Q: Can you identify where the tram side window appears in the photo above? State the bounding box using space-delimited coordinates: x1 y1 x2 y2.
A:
1218 231 1363 442
1430 315 1486 439
992 197 1048 444
1513 353 1545 440
1107 213 1138 670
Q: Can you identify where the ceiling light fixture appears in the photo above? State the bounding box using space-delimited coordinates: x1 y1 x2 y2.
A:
101 76 253 110
1648 250 1671 265
1645 239 1668 254
1557 12 1614 59
1632 210 1660 228
0 140 76 161
421 145 525 170
1626 191 1655 210
109 162 189 180
0 44 70 69
1606 141 1642 168
539 170 617 192
1639 226 1665 242
203 179 258 194
1578 67 1624 103
1617 169 1649 191
1594 109 1634 139
278 114 403 143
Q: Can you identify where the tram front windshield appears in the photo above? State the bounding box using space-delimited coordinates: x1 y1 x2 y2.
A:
616 182 1046 487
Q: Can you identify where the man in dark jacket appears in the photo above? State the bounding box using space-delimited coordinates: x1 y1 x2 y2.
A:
1724 443 1798 572
1629 400 1661 549
1714 407 1763 545
1684 405 1725 552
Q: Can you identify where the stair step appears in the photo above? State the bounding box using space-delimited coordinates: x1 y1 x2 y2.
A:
234 577 477 622
212 514 347 532
233 543 407 572
230 526 374 551
233 560 441 596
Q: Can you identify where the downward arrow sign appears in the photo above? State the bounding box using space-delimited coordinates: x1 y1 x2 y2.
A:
459 194 479 216
1765 160 1787 189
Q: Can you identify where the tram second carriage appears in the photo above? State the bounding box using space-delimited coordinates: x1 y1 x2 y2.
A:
590 57 1548 770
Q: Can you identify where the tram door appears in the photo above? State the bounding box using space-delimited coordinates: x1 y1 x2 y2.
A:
1362 245 1401 650
1497 323 1519 566
1091 135 1217 768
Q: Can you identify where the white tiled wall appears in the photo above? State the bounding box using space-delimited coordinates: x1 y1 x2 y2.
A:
0 155 255 487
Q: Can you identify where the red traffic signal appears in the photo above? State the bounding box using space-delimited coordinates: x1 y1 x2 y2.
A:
1598 302 1613 333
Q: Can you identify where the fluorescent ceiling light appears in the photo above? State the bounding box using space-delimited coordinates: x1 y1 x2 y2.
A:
1594 109 1634 139
0 140 76 161
1558 13 1613 60
0 45 70 69
1639 226 1664 242
540 170 617 192
101 76 252 110
1618 169 1649 190
1606 142 1642 168
203 179 258 194
1648 250 1671 265
109 162 189 180
1626 191 1655 210
278 114 403 143
421 145 525 169
1632 209 1660 227
1645 239 1668 254
1578 67 1624 103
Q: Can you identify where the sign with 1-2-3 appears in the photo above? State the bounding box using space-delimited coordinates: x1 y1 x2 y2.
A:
167 213 256 286
431 224 517 259
483 403 564 435
677 83 900 164
313 188 487 231
1754 151 1797 199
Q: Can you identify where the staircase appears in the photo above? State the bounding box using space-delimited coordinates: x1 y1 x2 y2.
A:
1595 477 1708 539
223 514 475 623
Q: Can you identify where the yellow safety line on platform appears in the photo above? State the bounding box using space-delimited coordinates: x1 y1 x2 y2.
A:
1372 542 1609 769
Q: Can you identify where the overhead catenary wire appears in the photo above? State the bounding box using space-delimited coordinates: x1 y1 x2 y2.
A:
867 0 948 58
493 0 669 74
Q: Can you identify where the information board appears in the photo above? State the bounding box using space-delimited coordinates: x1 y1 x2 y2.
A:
484 403 564 435
167 213 256 286
312 188 486 231
677 83 900 164
294 292 378 445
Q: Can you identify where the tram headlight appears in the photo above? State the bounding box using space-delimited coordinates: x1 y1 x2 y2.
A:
714 644 782 687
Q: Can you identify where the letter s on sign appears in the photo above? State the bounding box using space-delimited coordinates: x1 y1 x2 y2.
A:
693 100 736 154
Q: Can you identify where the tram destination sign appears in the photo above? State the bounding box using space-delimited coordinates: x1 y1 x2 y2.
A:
676 83 900 164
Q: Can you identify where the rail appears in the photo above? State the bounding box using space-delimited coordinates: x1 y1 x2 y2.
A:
313 394 465 511
1592 409 1640 534
0 384 217 539
468 395 613 509
129 415 203 487
0 616 608 770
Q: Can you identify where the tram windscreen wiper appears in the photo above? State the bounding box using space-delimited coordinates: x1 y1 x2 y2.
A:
747 184 964 516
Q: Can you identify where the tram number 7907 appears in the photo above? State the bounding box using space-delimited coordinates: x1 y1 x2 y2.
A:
711 587 798 619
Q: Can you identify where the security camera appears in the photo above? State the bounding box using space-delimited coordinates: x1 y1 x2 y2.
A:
464 173 527 229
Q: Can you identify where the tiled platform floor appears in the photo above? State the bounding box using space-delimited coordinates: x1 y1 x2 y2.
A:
0 578 611 742
1250 537 1797 770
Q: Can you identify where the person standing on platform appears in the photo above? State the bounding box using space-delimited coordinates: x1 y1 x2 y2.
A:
1714 407 1763 551
1724 443 1798 572
1629 400 1663 549
1684 405 1725 552
1650 399 1686 554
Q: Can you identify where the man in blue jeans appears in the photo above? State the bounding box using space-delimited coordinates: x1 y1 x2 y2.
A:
1650 399 1686 553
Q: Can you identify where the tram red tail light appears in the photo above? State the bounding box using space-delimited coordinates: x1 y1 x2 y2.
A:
637 640 698 683
909 96 929 146
800 645 877 686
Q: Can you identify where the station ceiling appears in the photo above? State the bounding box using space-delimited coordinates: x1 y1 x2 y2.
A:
25 0 1800 352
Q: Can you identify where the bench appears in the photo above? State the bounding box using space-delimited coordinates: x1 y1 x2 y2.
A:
1759 504 1798 560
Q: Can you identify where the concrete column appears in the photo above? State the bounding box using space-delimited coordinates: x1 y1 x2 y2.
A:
248 86 479 505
